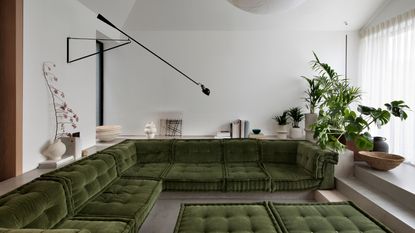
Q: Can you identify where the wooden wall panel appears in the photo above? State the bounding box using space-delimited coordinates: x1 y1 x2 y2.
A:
0 0 23 181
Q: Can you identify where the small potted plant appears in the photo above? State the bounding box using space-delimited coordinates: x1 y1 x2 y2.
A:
288 107 304 139
273 111 289 139
302 76 323 141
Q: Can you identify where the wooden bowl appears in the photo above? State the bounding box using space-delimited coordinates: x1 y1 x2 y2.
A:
358 151 405 171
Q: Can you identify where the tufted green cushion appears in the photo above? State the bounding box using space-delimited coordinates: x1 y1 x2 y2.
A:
223 140 259 162
75 179 161 230
122 163 171 180
57 220 133 233
173 139 222 163
225 163 270 192
263 163 321 191
41 154 118 212
174 203 282 233
164 163 225 191
260 140 298 163
0 229 90 233
100 140 137 174
135 140 173 163
270 202 393 233
296 142 338 178
0 179 68 229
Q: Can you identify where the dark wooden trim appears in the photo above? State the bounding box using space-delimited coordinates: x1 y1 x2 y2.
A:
0 0 23 181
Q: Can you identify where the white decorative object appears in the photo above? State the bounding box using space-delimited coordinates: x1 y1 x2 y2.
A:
96 125 121 142
290 127 303 139
144 122 157 139
43 139 66 161
39 155 74 169
304 113 317 141
228 0 307 14
276 124 289 139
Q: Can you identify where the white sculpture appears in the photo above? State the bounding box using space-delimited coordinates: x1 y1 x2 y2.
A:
144 122 157 139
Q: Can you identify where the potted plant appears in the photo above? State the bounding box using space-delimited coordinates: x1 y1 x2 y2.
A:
288 107 304 139
302 76 323 141
273 111 289 139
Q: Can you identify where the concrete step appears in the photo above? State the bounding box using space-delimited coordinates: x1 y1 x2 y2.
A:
354 162 415 212
337 176 415 233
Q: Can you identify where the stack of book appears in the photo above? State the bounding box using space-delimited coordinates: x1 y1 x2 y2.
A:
230 119 250 138
214 131 231 139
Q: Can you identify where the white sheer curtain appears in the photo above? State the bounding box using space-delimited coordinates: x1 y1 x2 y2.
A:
359 9 415 164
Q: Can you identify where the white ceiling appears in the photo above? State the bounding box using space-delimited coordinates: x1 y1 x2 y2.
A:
78 0 388 31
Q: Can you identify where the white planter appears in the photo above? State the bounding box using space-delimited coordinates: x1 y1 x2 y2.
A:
290 127 303 139
43 139 66 161
276 131 288 139
276 124 289 132
304 113 317 130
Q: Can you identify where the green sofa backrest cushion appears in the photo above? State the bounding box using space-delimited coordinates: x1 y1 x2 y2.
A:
41 153 117 212
174 139 222 163
100 140 137 174
135 140 173 163
296 141 320 173
260 140 299 163
223 140 259 162
0 179 68 229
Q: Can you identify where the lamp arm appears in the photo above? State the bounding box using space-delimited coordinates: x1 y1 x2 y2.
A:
97 14 200 86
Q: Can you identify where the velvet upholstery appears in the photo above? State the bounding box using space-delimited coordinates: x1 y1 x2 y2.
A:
223 139 259 162
100 140 137 174
0 229 90 233
173 139 222 163
134 140 172 163
174 203 282 233
57 220 133 233
122 163 171 180
260 140 298 163
269 202 393 233
225 163 270 192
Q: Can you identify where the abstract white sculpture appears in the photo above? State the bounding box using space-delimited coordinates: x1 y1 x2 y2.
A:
144 122 157 139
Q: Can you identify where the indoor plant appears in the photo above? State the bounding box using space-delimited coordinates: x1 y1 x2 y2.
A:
302 76 323 141
273 111 289 139
42 62 79 160
288 107 304 139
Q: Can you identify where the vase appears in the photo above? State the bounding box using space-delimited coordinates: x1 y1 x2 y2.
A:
304 113 317 141
373 136 389 153
290 127 303 139
43 139 66 161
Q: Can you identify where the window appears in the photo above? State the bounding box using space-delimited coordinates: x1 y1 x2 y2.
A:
359 9 415 164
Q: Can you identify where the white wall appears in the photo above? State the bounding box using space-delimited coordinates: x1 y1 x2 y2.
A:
23 0 108 172
366 0 415 28
104 30 359 136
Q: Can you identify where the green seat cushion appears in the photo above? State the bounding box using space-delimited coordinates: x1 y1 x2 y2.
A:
100 140 137 174
223 140 259 162
164 163 225 191
270 202 393 233
173 139 222 163
0 229 90 233
225 163 270 192
135 140 173 163
260 140 298 163
57 220 133 233
121 163 171 179
263 163 320 191
41 154 118 212
76 179 162 228
0 179 68 229
174 203 282 233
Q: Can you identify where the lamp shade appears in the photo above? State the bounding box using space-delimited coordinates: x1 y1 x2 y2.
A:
228 0 307 14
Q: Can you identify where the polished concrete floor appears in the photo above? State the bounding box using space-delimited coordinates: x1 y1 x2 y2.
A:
139 191 314 233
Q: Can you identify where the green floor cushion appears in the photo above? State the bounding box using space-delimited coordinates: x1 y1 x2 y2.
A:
225 163 270 192
269 202 393 233
75 179 162 229
0 179 69 229
263 163 321 191
135 140 173 163
174 203 282 233
173 139 222 163
100 140 137 174
260 140 299 163
0 229 90 233
41 154 118 212
223 139 259 163
121 163 171 180
164 163 225 191
57 220 134 233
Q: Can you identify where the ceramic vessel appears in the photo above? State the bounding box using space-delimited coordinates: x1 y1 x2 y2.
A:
373 137 389 153
43 139 66 161
304 113 317 141
276 124 289 139
96 125 121 142
290 127 303 139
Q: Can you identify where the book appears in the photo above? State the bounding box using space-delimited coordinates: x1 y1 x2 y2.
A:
38 156 74 169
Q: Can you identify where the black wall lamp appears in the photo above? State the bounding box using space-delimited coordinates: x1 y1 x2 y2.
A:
67 14 210 96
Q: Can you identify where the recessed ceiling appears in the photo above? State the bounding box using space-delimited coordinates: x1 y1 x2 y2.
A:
79 0 388 31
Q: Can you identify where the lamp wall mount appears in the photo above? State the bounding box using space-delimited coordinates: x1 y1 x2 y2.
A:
66 37 131 63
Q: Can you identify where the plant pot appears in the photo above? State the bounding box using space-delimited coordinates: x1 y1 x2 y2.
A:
290 127 303 139
304 113 317 130
276 124 289 132
373 136 389 153
43 139 66 161
276 131 288 139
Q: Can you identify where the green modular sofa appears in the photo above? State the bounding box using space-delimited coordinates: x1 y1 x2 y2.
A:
0 139 338 233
